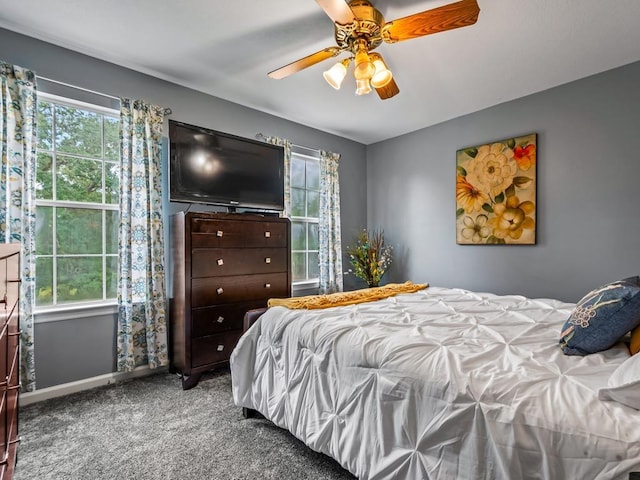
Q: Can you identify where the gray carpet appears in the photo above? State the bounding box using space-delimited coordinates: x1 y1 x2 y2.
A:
14 370 356 480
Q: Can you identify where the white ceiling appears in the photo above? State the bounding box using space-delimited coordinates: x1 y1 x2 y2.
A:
1 0 640 144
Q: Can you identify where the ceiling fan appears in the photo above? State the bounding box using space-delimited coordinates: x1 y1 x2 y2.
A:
268 0 480 99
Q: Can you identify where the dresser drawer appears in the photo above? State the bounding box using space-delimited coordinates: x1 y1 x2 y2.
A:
3 280 19 316
191 218 244 249
241 221 288 247
0 390 6 457
7 336 18 388
191 218 288 249
0 309 17 390
0 386 17 460
191 248 287 278
191 331 243 367
192 272 289 307
4 387 19 458
191 300 266 337
0 327 6 389
0 253 19 313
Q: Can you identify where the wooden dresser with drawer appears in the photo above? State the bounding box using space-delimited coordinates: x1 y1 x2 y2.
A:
0 243 20 480
170 211 290 389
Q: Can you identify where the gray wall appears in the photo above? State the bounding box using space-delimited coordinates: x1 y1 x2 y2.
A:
0 28 367 388
367 60 640 303
34 315 116 386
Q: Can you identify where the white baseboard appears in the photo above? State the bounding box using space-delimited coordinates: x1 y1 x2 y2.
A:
20 366 168 406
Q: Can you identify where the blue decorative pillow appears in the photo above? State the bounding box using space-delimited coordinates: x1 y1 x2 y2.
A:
560 276 640 355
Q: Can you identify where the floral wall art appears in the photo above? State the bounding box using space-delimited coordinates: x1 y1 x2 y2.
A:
456 133 537 245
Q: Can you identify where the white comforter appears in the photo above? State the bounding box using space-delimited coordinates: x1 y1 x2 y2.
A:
230 287 640 479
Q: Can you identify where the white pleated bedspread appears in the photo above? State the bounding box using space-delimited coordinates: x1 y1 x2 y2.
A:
230 287 640 479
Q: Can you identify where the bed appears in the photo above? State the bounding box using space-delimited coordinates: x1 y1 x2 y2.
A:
230 284 640 479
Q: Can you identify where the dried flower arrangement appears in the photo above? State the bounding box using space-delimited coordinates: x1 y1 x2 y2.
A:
346 229 393 288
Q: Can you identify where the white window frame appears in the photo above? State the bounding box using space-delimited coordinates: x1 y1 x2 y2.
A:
290 147 320 289
35 92 120 317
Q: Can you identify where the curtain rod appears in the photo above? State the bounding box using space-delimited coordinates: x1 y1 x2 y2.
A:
255 133 320 155
36 75 173 115
292 143 321 155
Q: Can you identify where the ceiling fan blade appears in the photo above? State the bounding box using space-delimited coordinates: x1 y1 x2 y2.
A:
382 0 480 43
268 47 343 79
375 77 400 100
315 0 356 25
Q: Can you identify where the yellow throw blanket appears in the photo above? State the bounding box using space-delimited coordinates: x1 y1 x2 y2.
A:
268 281 428 310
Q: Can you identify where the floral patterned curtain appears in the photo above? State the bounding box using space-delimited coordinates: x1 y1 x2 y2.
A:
318 150 343 294
117 98 168 371
0 62 37 391
256 134 292 217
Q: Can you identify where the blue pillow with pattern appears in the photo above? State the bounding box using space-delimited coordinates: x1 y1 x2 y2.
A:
560 276 640 355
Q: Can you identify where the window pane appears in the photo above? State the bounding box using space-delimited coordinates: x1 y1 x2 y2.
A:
106 255 118 298
292 252 306 281
308 252 319 279
291 221 306 250
291 188 305 217
105 210 119 254
35 257 53 307
308 223 319 250
35 96 120 308
36 152 53 200
307 161 320 190
291 158 305 188
104 116 120 160
307 190 320 218
57 208 102 255
56 155 103 203
36 206 54 255
105 161 119 205
55 105 102 156
37 101 53 150
57 256 103 303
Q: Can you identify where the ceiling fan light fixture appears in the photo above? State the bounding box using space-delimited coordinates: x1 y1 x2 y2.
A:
353 49 375 81
370 53 393 88
355 78 372 95
267 0 481 100
323 58 350 90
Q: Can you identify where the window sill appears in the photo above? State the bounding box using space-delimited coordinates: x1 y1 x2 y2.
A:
35 302 118 324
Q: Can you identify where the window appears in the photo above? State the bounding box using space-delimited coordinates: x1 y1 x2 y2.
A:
35 93 120 308
290 147 320 286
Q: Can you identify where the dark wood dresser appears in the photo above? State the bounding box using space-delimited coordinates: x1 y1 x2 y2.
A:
170 212 291 389
0 243 20 480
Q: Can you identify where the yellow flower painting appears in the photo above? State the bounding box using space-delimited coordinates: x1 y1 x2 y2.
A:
456 133 537 245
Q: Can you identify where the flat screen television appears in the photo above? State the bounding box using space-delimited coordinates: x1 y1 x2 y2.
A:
169 120 285 212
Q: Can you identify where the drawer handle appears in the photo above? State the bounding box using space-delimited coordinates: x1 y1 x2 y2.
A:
217 345 224 352
217 230 224 237
265 257 271 264
265 283 271 289
217 258 224 266
217 287 224 295
264 231 271 238
216 316 224 324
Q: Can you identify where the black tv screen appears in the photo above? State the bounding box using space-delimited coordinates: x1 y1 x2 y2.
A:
169 120 285 211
